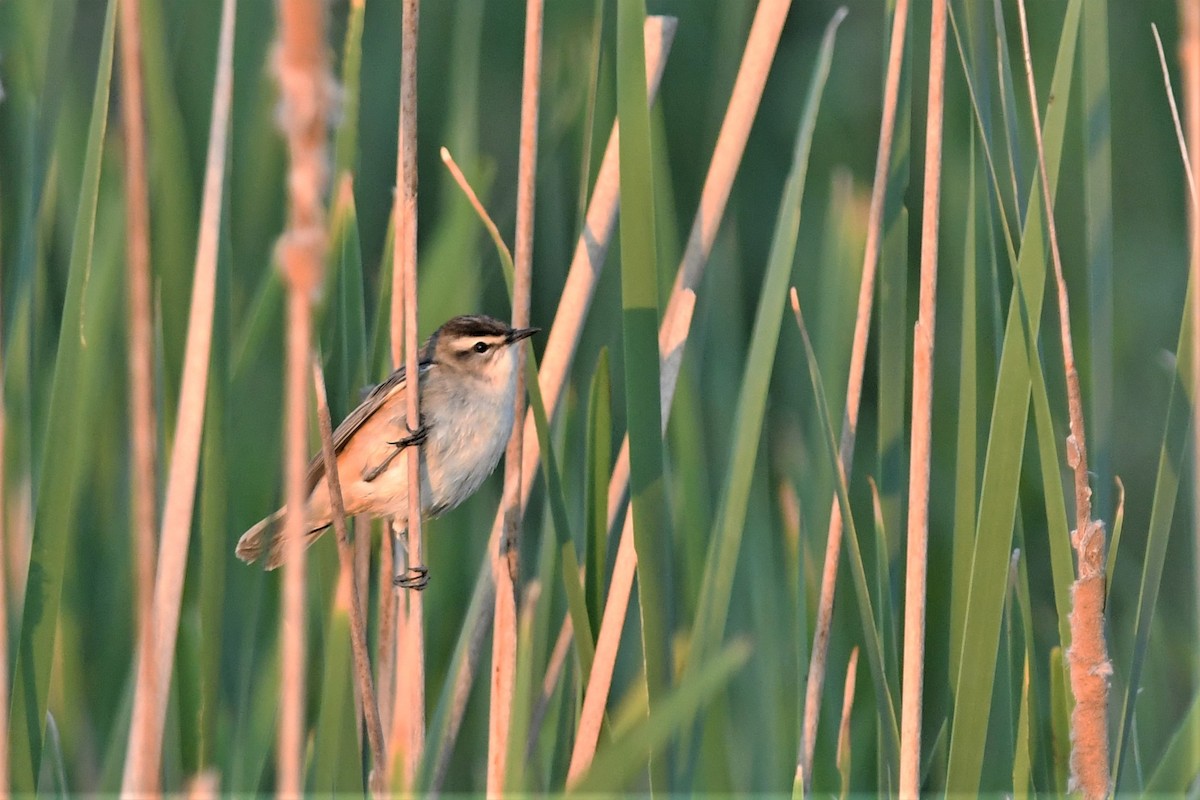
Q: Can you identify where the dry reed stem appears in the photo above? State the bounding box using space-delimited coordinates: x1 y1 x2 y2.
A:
898 0 946 795
375 159 399 725
377 517 396 733
184 771 219 800
0 274 8 800
488 0 543 793
1155 26 1200 203
387 567 413 782
312 358 387 794
425 18 675 787
117 0 160 790
506 0 543 567
119 0 235 792
354 515 370 651
274 0 334 791
836 646 860 790
388 0 425 786
1015 1 1110 795
798 0 909 787
280 107 310 800
1180 0 1200 680
569 0 792 781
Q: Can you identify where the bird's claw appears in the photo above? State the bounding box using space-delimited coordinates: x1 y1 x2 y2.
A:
389 419 429 449
395 565 429 591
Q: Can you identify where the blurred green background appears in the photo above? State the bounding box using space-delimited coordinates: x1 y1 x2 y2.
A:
0 0 1197 794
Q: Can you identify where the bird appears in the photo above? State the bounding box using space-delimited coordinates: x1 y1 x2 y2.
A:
235 314 538 587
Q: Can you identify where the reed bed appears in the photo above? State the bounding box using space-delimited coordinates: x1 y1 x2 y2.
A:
0 0 1197 795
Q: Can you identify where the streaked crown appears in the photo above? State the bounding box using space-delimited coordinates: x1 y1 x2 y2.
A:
425 314 538 370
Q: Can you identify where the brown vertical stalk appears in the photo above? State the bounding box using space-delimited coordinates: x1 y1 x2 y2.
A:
275 0 333 792
118 0 159 793
1180 0 1200 688
798 0 908 787
377 527 396 733
899 0 946 795
488 0 542 793
312 360 387 793
377 132 399 733
835 647 860 793
0 286 8 800
388 577 413 782
389 0 425 787
185 772 219 800
569 0 792 780
1015 1 1110 795
279 265 310 799
120 0 236 792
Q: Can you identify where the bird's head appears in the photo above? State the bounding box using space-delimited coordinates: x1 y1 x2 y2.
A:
426 314 539 389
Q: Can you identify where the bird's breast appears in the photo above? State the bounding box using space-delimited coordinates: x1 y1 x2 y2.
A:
423 377 515 514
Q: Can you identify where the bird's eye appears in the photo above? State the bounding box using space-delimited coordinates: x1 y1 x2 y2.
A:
473 341 489 354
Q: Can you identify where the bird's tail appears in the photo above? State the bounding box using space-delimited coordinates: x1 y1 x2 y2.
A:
235 509 286 567
238 509 333 571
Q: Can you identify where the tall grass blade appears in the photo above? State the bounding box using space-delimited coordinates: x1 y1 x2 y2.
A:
332 0 366 177
417 0 488 325
7 0 117 789
2 0 76 485
440 149 587 672
684 3 844 767
1013 655 1032 799
420 557 492 792
615 0 673 786
792 293 900 780
311 573 365 794
946 3 1018 257
584 348 613 639
139 0 200 422
949 137 980 688
569 640 751 794
950 0 1075 663
1024 280 1075 655
1105 478 1125 598
991 0 1027 224
576 0 607 234
944 0 1080 790
1049 647 1070 791
1113 285 1196 789
1142 689 1200 794
1080 0 1114 518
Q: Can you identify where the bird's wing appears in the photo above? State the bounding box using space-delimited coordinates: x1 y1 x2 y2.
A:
304 359 433 494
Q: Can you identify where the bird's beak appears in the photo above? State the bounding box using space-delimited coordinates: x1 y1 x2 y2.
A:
507 326 540 344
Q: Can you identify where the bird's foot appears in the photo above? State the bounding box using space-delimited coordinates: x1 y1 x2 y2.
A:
395 565 429 591
388 418 429 449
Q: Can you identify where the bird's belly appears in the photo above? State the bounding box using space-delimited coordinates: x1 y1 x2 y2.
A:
425 405 512 514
